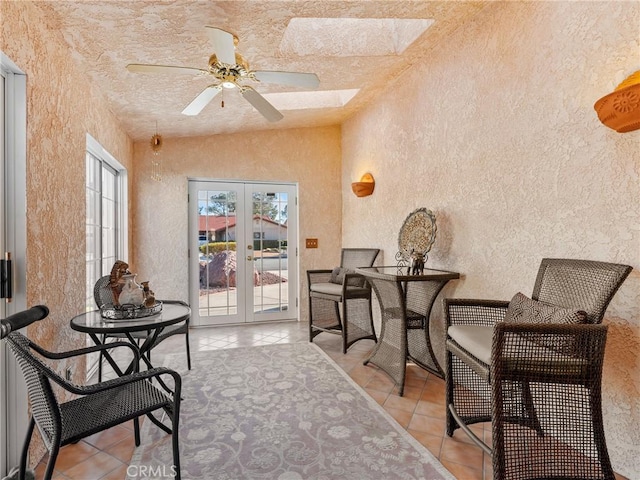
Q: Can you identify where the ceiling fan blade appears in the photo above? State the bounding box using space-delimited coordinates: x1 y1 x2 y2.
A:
126 64 206 76
253 70 320 89
182 86 222 116
241 87 284 122
205 27 236 65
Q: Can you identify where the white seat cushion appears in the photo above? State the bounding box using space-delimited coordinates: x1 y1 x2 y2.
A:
447 325 493 365
310 282 369 299
310 282 343 297
448 324 588 375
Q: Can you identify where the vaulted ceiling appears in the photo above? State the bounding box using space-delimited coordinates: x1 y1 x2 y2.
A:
36 1 489 142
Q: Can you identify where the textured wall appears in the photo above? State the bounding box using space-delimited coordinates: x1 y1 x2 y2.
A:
3 1 133 374
342 1 639 476
2 1 133 465
131 126 342 321
4 0 638 475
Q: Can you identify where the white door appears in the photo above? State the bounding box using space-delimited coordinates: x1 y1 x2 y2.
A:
1 53 28 476
189 180 298 326
0 63 6 479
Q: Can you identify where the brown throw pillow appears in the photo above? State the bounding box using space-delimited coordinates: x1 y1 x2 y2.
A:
330 267 365 287
503 292 587 325
329 267 342 284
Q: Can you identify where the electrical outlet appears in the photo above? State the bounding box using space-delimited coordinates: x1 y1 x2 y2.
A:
305 238 318 248
65 368 73 381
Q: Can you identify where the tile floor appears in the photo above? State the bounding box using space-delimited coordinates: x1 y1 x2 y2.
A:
33 321 629 480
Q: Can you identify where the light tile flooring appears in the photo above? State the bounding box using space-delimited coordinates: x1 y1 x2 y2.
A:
33 321 629 480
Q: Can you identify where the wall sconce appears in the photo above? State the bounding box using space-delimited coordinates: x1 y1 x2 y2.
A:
594 70 640 133
351 173 375 197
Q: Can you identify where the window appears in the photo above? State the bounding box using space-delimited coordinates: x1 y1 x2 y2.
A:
85 135 127 313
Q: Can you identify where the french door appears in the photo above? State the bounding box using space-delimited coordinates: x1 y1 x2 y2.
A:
0 62 6 479
1 53 28 475
188 180 298 326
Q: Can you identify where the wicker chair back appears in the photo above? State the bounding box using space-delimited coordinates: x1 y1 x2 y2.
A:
532 258 632 324
94 275 116 308
7 333 60 449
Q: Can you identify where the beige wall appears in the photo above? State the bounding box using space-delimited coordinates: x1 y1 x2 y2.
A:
342 1 639 476
3 0 134 465
131 126 342 318
4 0 639 475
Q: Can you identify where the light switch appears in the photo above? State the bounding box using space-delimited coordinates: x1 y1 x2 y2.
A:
306 238 318 248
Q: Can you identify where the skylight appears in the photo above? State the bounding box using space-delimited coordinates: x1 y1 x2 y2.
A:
280 18 434 57
263 89 359 110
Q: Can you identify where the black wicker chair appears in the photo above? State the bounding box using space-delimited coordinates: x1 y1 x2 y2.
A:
307 248 380 353
94 275 191 381
2 306 182 480
444 258 632 480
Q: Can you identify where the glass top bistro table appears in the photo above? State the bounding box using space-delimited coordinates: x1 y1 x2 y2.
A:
356 266 460 396
70 302 191 377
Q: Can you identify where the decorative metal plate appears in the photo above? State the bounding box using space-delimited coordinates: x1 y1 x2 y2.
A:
397 208 437 259
100 301 163 320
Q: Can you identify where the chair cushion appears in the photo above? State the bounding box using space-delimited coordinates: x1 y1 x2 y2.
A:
310 282 369 299
447 324 589 375
330 267 365 287
447 325 493 365
503 292 587 325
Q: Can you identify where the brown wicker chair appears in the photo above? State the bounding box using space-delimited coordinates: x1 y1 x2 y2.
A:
94 275 191 380
2 306 182 480
307 248 380 353
444 258 632 480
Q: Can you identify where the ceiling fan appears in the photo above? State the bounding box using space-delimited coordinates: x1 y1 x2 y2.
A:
126 26 320 122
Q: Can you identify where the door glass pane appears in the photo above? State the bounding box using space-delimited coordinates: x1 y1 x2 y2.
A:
198 189 239 317
251 191 289 315
86 189 97 225
86 151 98 190
102 168 115 200
101 168 117 269
85 153 102 312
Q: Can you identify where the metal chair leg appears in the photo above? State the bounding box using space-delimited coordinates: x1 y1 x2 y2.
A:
18 417 35 480
97 333 106 382
185 331 192 370
43 444 60 480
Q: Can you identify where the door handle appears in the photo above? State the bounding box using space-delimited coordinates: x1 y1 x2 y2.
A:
247 256 253 261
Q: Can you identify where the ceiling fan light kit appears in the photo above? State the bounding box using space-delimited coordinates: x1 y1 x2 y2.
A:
126 26 319 122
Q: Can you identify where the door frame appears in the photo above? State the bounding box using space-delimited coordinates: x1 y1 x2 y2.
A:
188 179 298 327
1 51 28 475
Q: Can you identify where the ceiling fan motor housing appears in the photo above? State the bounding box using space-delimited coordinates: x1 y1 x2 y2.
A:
208 52 250 82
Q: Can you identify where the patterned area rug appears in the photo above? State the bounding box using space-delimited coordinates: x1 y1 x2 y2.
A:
128 343 453 480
